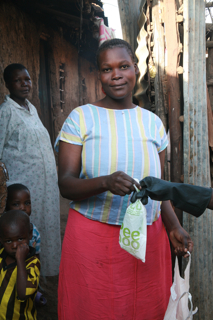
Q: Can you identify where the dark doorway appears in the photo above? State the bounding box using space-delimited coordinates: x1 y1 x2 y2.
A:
39 39 55 145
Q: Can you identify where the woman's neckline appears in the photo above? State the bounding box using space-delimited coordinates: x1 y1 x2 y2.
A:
88 103 138 111
7 95 31 113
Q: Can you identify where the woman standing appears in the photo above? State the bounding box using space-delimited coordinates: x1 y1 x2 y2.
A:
56 39 193 319
0 63 61 276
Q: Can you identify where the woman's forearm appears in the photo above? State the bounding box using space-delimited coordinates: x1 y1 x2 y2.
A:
161 200 181 232
58 142 109 200
59 171 141 201
58 142 141 200
59 175 108 200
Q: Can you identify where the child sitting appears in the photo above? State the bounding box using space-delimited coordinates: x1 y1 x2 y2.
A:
0 210 40 319
6 184 41 256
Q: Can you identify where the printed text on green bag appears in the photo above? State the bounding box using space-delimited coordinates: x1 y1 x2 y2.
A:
120 224 140 249
127 201 143 216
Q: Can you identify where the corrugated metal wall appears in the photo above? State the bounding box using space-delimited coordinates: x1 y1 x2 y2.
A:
183 0 213 318
118 0 151 109
117 0 143 52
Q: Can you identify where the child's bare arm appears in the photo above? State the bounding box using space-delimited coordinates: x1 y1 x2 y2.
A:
16 243 29 300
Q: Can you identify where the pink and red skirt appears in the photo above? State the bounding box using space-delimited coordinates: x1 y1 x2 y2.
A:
58 209 172 320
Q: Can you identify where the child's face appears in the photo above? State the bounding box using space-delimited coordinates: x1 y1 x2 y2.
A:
6 69 32 100
7 190 31 216
0 222 32 259
98 47 138 101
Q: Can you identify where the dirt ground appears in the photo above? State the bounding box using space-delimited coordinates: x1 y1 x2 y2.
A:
37 197 70 320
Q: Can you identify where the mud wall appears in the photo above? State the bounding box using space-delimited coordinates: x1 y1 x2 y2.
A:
0 2 40 112
48 31 103 136
0 1 103 139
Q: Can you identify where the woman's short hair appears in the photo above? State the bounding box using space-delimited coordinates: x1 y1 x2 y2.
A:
96 39 135 68
3 63 27 84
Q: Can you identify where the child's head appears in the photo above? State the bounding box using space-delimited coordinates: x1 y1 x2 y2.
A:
3 63 32 100
0 210 32 258
96 39 136 69
6 184 31 217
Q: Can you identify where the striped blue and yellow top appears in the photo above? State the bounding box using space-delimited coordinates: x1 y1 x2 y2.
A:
56 104 168 225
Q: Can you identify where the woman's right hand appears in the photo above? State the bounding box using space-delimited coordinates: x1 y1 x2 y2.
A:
105 171 141 196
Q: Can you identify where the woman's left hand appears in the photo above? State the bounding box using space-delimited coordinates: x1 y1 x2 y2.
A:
169 226 193 258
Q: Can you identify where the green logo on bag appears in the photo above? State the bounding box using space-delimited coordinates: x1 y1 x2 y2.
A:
120 224 140 249
128 202 143 216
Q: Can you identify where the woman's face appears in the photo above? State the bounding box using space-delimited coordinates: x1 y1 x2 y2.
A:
6 69 32 101
98 47 138 100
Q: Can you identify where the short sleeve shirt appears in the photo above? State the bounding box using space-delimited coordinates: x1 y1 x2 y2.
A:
55 104 168 225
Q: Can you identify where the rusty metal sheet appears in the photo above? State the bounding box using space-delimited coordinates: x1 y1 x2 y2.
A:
117 0 143 51
183 1 212 318
152 0 168 127
134 3 149 104
118 0 150 107
164 0 182 187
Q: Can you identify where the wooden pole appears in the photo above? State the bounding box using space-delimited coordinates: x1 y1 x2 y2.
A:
206 33 213 111
164 0 182 221
152 0 169 181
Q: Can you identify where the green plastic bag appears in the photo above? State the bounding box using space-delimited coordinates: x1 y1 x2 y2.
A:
119 182 147 262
